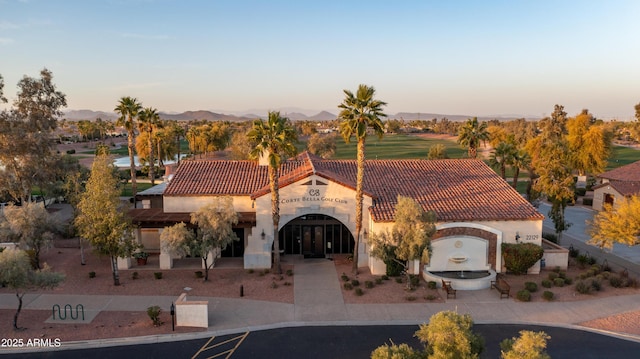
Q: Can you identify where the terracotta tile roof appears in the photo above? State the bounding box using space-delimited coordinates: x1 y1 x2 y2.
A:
165 160 302 196
592 180 640 197
128 208 256 224
598 160 640 182
164 152 543 223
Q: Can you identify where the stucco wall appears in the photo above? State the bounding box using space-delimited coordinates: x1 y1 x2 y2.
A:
246 175 369 268
164 195 253 213
593 184 622 211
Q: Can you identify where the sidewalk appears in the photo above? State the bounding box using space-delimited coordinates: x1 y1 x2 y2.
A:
2 259 640 354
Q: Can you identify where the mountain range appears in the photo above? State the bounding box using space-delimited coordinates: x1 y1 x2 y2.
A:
63 109 533 122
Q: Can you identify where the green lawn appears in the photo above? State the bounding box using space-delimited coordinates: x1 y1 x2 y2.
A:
120 182 153 197
330 133 466 160
607 145 640 170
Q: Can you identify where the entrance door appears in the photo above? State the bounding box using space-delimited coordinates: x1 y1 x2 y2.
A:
302 225 325 258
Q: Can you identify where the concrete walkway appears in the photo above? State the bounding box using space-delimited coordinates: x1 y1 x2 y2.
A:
2 203 640 352
2 257 640 353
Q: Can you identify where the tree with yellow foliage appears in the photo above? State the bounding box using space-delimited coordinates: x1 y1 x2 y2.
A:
589 195 640 249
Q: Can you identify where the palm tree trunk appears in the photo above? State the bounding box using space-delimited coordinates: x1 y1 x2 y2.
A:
512 167 520 189
270 165 282 275
110 256 121 286
148 129 155 186
128 128 137 198
353 138 366 275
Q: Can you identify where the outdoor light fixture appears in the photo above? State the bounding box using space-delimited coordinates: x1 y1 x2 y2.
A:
261 229 265 240
363 229 368 239
515 232 521 242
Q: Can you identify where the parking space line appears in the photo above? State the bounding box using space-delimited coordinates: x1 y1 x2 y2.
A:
192 332 250 359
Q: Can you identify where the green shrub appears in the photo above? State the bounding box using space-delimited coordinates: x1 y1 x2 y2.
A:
557 270 567 279
385 258 404 277
66 149 76 154
542 232 558 244
409 275 420 288
147 305 162 326
375 277 383 285
341 273 349 282
587 256 597 265
516 290 531 302
263 269 270 274
154 272 163 280
395 277 403 284
576 254 590 268
583 198 593 206
365 280 374 289
542 291 554 301
591 264 602 274
354 288 364 296
343 282 354 290
351 279 360 287
132 271 139 280
283 281 291 286
427 281 437 289
575 280 592 294
247 269 254 274
548 272 559 281
564 277 573 285
286 269 293 276
424 294 438 301
575 188 587 196
541 279 552 288
89 271 96 278
553 278 565 287
194 271 203 278
552 266 562 273
501 243 544 275
270 281 278 289
524 282 538 292
609 275 624 288
568 246 580 258
405 295 416 301
590 279 602 291
381 275 389 280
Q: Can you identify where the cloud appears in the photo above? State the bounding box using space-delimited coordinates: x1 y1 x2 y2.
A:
0 37 14 44
120 33 173 40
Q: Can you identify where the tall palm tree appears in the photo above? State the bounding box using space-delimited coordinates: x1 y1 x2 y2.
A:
457 117 489 158
248 111 297 275
489 142 516 180
338 84 387 275
510 149 530 190
137 107 160 185
114 97 142 197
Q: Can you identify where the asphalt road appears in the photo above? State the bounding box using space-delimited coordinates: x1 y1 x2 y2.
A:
6 324 639 359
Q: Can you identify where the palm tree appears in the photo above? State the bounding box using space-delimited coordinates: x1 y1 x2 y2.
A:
457 117 489 158
248 111 297 275
338 84 387 275
489 142 516 180
510 149 530 190
137 107 160 185
114 97 142 197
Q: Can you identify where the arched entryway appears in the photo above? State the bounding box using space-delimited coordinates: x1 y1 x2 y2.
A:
279 214 355 258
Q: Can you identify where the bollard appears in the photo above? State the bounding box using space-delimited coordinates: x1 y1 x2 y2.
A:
240 285 244 297
170 302 175 331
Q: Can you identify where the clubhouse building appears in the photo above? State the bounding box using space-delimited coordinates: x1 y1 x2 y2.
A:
128 151 545 280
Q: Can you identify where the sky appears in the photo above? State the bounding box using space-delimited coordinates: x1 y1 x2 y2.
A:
1 0 640 119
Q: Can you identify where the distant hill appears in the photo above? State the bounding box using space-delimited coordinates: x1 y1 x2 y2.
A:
63 110 118 121
63 109 535 123
391 112 536 122
158 111 255 122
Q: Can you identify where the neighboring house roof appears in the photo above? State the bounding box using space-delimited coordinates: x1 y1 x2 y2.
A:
592 180 640 197
164 151 543 223
598 160 640 182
